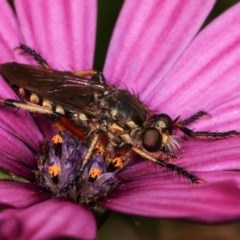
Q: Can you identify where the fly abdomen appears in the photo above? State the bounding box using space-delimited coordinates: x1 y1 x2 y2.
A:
14 86 67 116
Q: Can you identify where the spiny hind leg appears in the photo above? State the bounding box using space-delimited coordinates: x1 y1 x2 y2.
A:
131 146 203 184
15 44 50 69
105 143 202 184
0 98 54 114
15 44 105 80
0 97 86 139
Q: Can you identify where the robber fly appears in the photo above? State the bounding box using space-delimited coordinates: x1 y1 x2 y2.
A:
0 45 240 187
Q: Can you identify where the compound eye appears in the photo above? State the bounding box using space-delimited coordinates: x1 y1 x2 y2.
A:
142 127 162 152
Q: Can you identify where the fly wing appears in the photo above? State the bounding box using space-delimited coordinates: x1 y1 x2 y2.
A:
0 62 110 114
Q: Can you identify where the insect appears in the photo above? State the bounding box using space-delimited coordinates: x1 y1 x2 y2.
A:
0 45 240 198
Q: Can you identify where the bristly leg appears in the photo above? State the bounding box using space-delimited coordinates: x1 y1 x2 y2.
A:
0 98 86 139
178 126 240 139
131 147 202 184
180 111 211 126
15 44 50 69
175 111 240 139
15 44 105 80
155 159 203 184
0 98 54 114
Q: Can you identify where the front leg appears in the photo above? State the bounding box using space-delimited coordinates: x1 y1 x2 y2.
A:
176 125 240 139
180 111 211 126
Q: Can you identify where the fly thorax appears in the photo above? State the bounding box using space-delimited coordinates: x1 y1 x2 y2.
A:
100 89 147 130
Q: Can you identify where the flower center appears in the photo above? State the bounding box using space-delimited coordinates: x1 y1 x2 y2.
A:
34 132 118 204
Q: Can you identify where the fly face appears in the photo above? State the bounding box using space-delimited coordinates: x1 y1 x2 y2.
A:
98 92 180 158
142 114 181 155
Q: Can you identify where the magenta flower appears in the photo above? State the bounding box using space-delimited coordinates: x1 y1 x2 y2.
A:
1 0 240 239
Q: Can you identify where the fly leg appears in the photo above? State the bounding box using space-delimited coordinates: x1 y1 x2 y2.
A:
176 125 240 139
0 98 86 139
15 44 105 80
131 146 203 184
179 111 211 126
15 44 50 69
0 98 54 114
174 111 240 139
107 143 202 184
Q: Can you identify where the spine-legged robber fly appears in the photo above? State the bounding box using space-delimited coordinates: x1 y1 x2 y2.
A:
1 45 240 190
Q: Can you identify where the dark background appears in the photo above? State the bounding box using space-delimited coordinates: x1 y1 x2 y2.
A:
96 1 240 239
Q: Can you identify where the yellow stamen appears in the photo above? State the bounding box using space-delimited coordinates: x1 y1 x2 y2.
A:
52 134 63 144
89 167 102 179
48 164 61 177
95 142 106 155
112 156 125 168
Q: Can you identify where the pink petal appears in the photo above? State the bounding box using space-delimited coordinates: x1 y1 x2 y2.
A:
0 121 37 163
15 0 97 69
0 182 48 208
117 161 240 187
176 95 240 133
178 138 240 172
0 1 24 62
0 14 45 157
0 79 44 177
0 155 32 179
104 0 215 91
0 199 96 239
0 107 44 158
102 169 240 222
146 2 240 116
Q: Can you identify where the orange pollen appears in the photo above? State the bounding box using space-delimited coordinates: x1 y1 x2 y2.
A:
89 167 102 179
95 143 106 155
48 164 61 177
112 156 125 168
52 134 63 144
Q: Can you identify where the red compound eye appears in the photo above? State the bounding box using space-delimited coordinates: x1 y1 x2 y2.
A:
142 127 162 152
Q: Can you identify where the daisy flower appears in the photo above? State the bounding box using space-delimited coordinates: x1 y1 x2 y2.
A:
0 1 240 239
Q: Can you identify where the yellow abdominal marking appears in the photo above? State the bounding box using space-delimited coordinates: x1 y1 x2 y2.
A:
30 93 40 104
42 99 52 109
55 104 65 114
